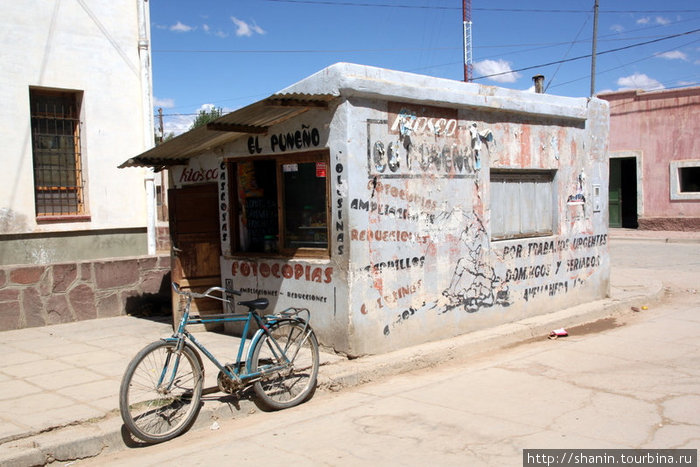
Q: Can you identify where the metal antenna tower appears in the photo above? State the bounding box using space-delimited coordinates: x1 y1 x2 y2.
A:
463 0 473 82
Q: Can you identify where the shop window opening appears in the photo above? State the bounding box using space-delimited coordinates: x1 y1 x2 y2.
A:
229 151 329 257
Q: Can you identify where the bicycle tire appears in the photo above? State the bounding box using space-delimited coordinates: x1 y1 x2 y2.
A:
119 340 203 443
251 320 319 410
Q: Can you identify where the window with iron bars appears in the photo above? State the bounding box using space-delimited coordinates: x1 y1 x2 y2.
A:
29 89 86 218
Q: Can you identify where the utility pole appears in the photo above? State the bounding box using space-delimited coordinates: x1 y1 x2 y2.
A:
158 107 164 143
590 0 599 96
463 0 473 82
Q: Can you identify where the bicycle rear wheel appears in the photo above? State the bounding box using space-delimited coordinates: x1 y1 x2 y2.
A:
251 320 319 410
119 340 203 443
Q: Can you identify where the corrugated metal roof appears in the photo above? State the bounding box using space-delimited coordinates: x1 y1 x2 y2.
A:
119 93 336 170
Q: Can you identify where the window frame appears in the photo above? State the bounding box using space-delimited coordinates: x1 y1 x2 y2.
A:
227 149 331 259
490 169 556 241
670 160 700 201
29 87 88 221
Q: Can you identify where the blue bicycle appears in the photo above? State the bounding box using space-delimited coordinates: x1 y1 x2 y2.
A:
119 282 320 443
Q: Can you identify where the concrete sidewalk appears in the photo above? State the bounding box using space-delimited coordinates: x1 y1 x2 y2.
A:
0 232 688 466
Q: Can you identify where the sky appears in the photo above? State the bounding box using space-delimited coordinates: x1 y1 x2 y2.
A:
149 0 700 135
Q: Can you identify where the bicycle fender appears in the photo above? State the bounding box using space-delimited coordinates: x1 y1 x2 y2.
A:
246 328 267 373
245 318 301 370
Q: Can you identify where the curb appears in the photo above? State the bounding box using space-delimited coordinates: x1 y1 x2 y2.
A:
0 280 664 466
318 278 665 391
608 234 700 244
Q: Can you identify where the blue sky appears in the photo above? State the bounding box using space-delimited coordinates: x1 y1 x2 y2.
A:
149 0 700 135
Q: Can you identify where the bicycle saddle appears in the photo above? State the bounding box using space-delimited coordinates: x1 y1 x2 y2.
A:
238 297 269 311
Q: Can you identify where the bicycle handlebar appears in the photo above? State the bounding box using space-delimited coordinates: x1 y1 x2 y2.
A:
171 282 241 301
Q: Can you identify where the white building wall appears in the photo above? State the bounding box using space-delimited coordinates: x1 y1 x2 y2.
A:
1 1 152 249
158 63 609 356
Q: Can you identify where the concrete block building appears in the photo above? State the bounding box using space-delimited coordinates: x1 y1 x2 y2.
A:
125 63 610 356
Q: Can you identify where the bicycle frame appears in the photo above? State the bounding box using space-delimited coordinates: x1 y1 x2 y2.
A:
163 285 310 390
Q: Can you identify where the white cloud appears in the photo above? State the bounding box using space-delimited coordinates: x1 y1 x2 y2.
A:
170 21 193 32
154 97 175 108
655 50 688 61
474 59 521 83
637 16 670 26
231 16 266 37
164 115 194 136
610 24 625 33
198 103 216 113
163 104 230 136
203 23 229 38
617 73 665 91
677 80 698 87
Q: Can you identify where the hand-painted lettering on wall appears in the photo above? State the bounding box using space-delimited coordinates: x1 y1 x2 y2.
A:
334 160 345 255
350 229 430 243
219 162 229 247
180 167 219 183
247 124 321 154
231 261 332 283
501 235 606 259
285 291 328 303
368 179 437 210
357 256 426 275
367 104 493 179
368 131 479 179
567 255 601 271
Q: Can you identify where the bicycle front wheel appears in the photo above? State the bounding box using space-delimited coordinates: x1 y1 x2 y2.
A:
119 340 203 443
251 320 319 410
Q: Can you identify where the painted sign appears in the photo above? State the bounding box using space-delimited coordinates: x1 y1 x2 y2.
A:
366 103 491 179
172 158 220 187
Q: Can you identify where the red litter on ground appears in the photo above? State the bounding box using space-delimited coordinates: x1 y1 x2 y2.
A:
548 328 568 339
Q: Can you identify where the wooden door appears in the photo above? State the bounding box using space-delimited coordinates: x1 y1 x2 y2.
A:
169 183 222 330
609 159 622 228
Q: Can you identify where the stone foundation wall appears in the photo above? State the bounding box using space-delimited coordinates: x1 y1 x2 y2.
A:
0 255 171 331
638 217 700 231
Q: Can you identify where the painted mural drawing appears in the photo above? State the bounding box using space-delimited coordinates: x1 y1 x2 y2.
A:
441 213 511 313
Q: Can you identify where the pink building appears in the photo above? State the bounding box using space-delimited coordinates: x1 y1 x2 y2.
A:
598 87 700 231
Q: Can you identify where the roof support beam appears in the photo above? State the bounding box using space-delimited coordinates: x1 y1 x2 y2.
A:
206 122 268 133
265 98 329 108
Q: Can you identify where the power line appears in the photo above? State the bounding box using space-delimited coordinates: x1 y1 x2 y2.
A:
261 0 700 14
153 16 700 57
472 27 700 81
548 37 700 90
154 47 457 54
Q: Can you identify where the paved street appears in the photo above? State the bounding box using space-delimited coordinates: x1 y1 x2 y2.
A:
74 239 700 466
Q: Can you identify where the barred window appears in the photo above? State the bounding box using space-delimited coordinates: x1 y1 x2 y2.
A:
29 89 86 217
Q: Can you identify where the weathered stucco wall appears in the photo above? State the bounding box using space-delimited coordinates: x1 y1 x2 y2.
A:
341 96 609 355
175 64 610 356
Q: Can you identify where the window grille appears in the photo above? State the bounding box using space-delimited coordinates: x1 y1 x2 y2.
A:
30 89 85 217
